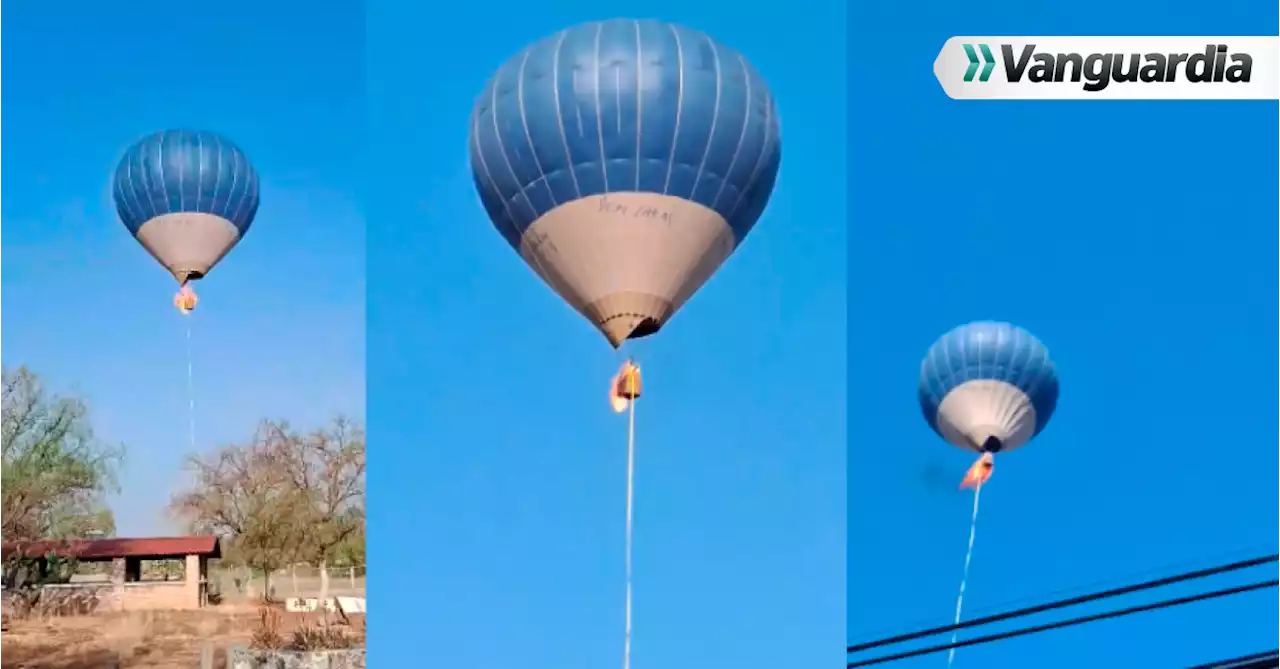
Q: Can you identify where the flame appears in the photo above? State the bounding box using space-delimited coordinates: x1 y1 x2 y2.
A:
609 360 642 413
959 452 994 490
608 371 628 413
173 285 198 315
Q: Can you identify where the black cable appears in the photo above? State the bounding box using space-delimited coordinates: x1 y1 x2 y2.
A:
848 554 1277 653
856 546 1272 644
846 579 1277 667
1187 650 1279 669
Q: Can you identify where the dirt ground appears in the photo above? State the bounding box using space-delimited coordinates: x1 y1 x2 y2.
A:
0 605 365 669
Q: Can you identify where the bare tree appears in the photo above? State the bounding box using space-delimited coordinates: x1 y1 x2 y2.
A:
263 417 366 613
169 417 365 606
2 366 121 541
169 425 308 600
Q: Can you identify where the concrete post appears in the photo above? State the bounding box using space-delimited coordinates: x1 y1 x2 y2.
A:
110 557 126 612
185 554 201 609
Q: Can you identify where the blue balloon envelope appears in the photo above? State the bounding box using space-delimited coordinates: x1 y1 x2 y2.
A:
113 129 259 284
918 321 1060 453
470 19 782 347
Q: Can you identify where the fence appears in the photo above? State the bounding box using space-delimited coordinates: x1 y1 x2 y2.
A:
212 565 366 602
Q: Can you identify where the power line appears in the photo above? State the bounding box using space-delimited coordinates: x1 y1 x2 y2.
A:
848 554 1278 654
853 546 1273 644
885 539 1274 639
846 579 1277 667
1187 650 1279 669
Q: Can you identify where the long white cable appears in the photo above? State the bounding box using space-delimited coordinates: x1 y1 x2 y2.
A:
623 394 637 669
947 485 982 667
185 317 197 452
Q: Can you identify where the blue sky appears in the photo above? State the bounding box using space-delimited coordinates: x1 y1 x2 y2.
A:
848 0 1278 667
366 1 845 668
2 0 365 536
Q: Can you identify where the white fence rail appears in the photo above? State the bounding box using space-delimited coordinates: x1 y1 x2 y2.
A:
212 565 366 601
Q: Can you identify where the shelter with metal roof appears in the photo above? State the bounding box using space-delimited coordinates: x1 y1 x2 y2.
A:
1 535 221 613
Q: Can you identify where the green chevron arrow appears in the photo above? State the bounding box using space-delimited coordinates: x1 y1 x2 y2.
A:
962 43 996 82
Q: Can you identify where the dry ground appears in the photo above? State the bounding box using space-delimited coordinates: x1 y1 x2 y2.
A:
0 605 365 669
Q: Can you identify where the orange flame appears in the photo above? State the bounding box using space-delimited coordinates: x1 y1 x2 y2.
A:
959 452 994 490
609 360 642 413
173 285 198 315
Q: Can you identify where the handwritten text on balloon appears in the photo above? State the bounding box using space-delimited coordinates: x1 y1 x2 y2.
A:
598 196 675 225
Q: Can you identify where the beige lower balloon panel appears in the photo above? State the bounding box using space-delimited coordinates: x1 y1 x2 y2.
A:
518 193 736 347
135 212 242 284
935 379 1038 453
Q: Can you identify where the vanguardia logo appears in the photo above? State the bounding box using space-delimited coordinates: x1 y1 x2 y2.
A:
934 37 1279 100
990 43 1252 91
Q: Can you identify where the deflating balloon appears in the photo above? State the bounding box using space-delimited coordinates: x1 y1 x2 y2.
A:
469 19 782 347
918 321 1060 454
113 130 260 285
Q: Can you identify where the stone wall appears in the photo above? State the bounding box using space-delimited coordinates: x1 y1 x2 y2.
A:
45 584 116 614
1 581 195 615
226 646 366 669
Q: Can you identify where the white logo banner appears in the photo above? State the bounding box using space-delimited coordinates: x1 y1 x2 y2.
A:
933 36 1280 100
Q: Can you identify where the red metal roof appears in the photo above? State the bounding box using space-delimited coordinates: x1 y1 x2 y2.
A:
1 535 221 560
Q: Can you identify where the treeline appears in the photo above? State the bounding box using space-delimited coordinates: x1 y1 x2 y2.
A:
169 417 366 602
2 366 122 541
1 365 366 604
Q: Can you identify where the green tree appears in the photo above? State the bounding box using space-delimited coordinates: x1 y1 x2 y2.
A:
169 426 308 601
264 417 365 609
332 527 366 568
1 366 121 541
168 417 365 605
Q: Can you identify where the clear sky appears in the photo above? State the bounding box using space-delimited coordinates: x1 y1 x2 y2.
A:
2 0 366 536
848 1 1278 667
365 1 846 668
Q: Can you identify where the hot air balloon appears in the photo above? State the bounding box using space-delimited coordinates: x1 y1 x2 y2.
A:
113 130 260 292
469 19 782 348
917 321 1060 485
